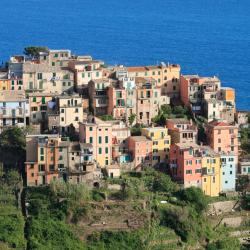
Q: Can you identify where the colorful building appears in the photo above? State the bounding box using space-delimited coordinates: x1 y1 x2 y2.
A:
128 136 152 170
0 90 29 133
169 143 221 196
205 121 239 157
141 127 170 166
127 63 180 98
220 154 236 192
166 118 197 144
79 116 112 167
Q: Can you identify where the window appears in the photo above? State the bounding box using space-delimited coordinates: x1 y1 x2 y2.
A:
61 117 64 122
59 155 63 160
195 169 202 173
40 155 44 161
61 109 64 113
96 72 99 77
105 159 109 165
40 148 44 155
75 108 78 113
37 73 43 80
32 97 37 102
82 73 85 78
218 138 221 143
59 147 63 152
49 165 55 171
99 148 102 154
98 136 102 143
153 141 158 145
164 140 169 145
105 147 108 154
204 178 206 183
186 170 192 174
52 62 55 66
218 147 221 152
89 127 93 131
230 171 232 175
213 177 216 183
105 136 108 143
75 116 79 121
89 137 93 143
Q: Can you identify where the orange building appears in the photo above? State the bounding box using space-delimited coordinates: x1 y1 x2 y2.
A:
25 135 66 186
128 136 152 170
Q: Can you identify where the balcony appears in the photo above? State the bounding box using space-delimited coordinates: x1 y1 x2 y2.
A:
169 163 177 168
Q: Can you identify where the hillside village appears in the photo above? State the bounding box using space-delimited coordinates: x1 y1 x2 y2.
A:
0 47 250 249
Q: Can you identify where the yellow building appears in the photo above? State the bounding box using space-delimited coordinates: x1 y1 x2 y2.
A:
0 79 10 91
127 64 180 98
201 149 221 197
141 127 171 166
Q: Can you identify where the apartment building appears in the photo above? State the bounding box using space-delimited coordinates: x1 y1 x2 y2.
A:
111 120 131 164
128 136 152 170
58 95 84 133
79 116 112 167
141 127 170 166
169 143 221 196
201 150 221 197
29 93 57 126
107 80 136 121
38 49 72 67
25 134 100 186
127 63 181 98
205 121 239 157
68 58 104 86
239 158 250 175
88 78 110 116
22 63 74 93
166 118 198 144
135 77 169 125
25 134 64 186
180 75 220 114
220 154 236 192
0 91 29 132
169 143 202 188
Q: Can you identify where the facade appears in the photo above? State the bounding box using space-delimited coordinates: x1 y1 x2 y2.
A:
220 154 236 192
58 95 84 133
135 77 167 125
0 90 29 132
25 134 63 186
22 63 74 93
25 134 100 186
88 78 110 116
111 121 131 164
166 118 198 144
79 117 112 167
205 121 239 157
29 93 57 126
201 152 221 197
127 63 181 98
239 159 250 175
141 127 170 166
169 143 221 196
68 58 104 87
128 136 152 170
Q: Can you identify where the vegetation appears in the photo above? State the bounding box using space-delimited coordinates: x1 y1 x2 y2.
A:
240 128 250 155
152 104 192 126
99 115 115 121
0 127 26 170
0 171 26 249
23 46 49 57
128 113 136 126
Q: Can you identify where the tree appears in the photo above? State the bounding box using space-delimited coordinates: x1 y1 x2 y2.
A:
178 187 208 213
23 46 49 57
128 113 136 126
0 127 26 169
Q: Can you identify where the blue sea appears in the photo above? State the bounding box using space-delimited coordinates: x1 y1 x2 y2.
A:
0 0 249 110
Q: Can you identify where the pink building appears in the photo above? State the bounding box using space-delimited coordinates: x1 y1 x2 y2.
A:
169 143 202 188
128 136 152 170
205 121 239 156
79 116 113 167
107 85 127 119
166 118 198 144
